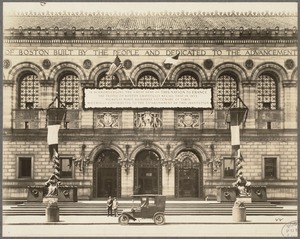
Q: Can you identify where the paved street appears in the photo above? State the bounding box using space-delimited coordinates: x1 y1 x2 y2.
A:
3 215 298 237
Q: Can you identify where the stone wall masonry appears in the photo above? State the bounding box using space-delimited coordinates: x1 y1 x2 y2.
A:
121 170 134 197
162 168 175 196
162 110 174 129
3 187 28 200
122 110 134 129
267 187 297 199
2 131 297 199
81 110 94 128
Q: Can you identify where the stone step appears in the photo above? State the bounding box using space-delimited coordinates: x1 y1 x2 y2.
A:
3 211 297 216
3 201 296 216
3 207 296 216
13 202 281 208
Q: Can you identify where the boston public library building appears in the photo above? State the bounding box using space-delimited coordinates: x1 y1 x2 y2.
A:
2 10 298 202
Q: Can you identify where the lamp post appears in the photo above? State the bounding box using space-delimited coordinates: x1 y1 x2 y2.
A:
207 143 222 174
73 144 90 173
161 144 177 174
119 144 134 174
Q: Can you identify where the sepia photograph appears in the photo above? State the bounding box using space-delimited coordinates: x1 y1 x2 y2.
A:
2 1 298 237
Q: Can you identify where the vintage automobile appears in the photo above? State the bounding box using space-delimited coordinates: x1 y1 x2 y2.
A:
118 194 166 225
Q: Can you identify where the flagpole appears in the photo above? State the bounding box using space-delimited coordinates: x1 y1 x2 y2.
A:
161 64 175 87
128 77 136 87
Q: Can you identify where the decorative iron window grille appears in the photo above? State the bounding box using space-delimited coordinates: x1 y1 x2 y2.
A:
137 75 159 88
96 150 120 167
216 75 237 109
257 75 277 110
19 74 39 109
135 150 161 167
98 74 119 88
59 74 80 109
176 75 199 88
182 158 193 168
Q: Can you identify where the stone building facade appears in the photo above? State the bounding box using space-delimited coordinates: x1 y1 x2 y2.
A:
2 11 297 200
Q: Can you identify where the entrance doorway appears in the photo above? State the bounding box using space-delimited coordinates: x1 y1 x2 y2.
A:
175 150 203 198
93 149 121 198
134 150 162 194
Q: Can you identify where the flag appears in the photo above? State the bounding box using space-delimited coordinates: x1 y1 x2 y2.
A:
230 109 241 158
47 125 60 159
164 53 180 65
106 56 123 76
47 108 66 160
230 108 247 176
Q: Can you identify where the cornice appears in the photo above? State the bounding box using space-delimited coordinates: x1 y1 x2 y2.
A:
5 11 298 17
3 37 298 45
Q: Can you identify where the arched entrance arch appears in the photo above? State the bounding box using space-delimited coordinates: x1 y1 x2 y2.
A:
93 149 121 198
134 149 162 194
175 150 203 198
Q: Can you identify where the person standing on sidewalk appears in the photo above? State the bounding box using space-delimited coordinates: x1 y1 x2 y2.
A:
106 196 113 216
112 197 119 217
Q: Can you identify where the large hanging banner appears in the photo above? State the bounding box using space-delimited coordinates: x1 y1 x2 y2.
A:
83 88 213 109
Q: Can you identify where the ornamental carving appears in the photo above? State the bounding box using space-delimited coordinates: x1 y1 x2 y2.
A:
123 59 132 69
203 59 213 70
96 112 119 128
284 59 295 70
177 112 200 128
245 59 254 70
134 111 162 129
42 59 51 69
83 59 92 69
3 59 11 69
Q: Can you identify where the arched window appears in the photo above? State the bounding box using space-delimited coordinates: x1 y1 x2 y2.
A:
59 73 80 109
216 74 238 109
176 72 199 88
97 73 120 88
19 73 39 109
137 72 160 88
257 74 278 110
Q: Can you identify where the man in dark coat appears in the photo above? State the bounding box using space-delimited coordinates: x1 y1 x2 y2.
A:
107 196 113 216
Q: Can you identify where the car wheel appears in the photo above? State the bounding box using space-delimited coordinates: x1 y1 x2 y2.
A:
118 214 129 225
153 213 165 225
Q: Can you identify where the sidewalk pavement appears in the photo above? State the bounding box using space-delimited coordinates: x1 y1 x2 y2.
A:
3 214 298 225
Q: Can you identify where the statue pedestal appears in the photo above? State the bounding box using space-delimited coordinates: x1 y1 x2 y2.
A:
232 206 246 222
236 196 252 203
43 196 58 204
45 202 60 222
